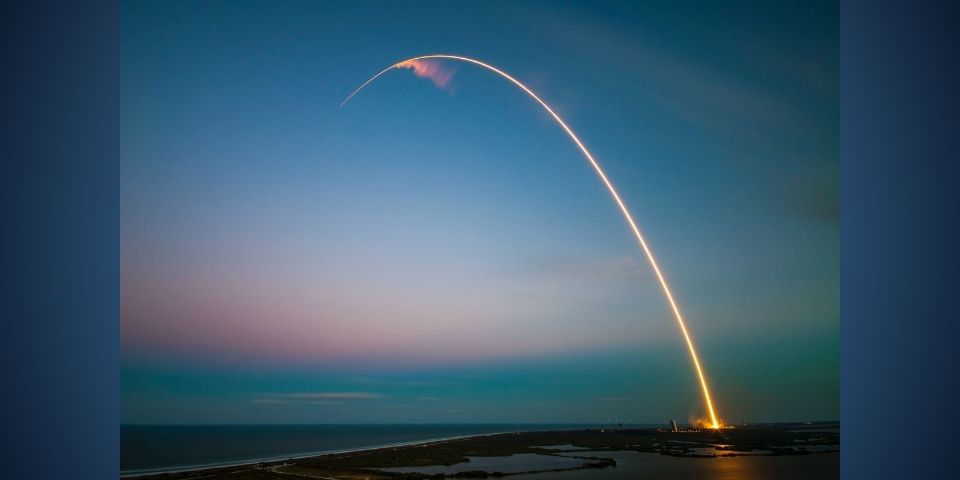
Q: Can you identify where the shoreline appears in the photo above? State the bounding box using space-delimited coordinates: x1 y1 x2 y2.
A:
120 430 517 478
121 423 840 478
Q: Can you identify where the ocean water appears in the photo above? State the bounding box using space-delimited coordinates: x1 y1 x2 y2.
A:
120 424 602 475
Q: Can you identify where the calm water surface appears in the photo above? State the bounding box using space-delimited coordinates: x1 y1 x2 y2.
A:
523 450 839 480
381 450 837 480
381 454 587 475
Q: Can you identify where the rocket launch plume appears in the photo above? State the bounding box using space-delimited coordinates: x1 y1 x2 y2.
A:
340 54 723 429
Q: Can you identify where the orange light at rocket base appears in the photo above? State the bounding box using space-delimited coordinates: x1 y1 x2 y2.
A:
341 54 722 429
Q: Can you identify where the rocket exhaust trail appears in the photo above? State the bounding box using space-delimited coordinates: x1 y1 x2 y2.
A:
341 55 722 429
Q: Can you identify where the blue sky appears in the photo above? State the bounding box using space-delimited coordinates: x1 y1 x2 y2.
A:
121 0 837 424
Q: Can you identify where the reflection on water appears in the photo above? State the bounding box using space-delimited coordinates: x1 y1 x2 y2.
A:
534 444 587 451
504 450 839 480
379 454 587 475
687 447 773 455
380 450 839 479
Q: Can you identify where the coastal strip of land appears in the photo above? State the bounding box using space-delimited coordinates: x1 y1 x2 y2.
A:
123 424 839 480
120 432 518 478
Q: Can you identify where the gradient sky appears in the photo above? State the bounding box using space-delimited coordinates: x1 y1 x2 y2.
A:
121 0 838 425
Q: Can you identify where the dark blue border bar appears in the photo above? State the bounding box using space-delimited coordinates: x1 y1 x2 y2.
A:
843 0 960 478
1 1 118 478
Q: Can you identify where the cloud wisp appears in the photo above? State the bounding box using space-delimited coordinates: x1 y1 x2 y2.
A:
252 391 383 405
525 254 644 280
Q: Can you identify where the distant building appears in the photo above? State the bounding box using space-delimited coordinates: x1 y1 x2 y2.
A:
670 419 678 432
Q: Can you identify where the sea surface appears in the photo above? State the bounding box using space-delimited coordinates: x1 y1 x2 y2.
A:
120 423 605 475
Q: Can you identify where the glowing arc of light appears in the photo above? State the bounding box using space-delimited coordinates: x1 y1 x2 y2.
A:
341 54 721 429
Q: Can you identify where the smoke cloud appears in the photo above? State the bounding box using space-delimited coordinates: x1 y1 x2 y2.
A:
395 59 455 88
